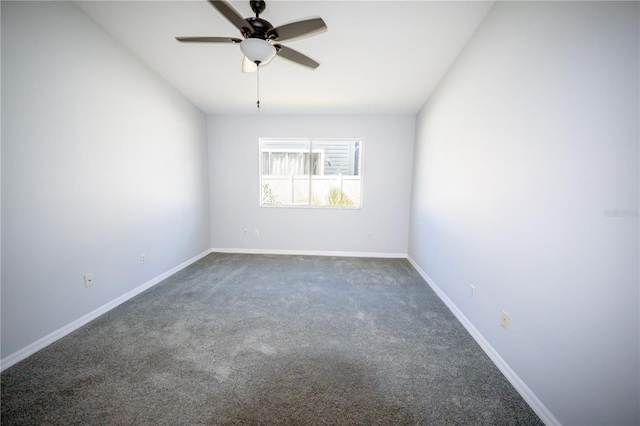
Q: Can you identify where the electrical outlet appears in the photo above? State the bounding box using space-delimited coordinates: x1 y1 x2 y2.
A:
84 273 94 288
501 311 510 330
255 229 259 236
243 229 248 236
140 254 146 264
470 285 476 299
368 232 372 239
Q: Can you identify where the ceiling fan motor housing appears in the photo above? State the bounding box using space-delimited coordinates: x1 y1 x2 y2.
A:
246 17 275 40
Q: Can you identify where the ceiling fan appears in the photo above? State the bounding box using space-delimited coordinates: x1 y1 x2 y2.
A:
176 0 327 73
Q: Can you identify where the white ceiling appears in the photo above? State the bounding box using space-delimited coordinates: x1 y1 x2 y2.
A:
74 0 494 115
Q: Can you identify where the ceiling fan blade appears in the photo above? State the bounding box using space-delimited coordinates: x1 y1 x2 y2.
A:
208 0 254 36
242 56 257 73
269 18 327 43
275 45 320 69
176 36 241 43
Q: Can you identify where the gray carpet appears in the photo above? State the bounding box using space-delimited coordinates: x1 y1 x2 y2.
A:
1 253 543 425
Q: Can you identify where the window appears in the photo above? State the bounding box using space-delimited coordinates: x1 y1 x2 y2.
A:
260 139 363 208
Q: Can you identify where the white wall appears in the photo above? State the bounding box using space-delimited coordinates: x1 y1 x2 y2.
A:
209 115 415 255
408 2 639 425
1 1 210 359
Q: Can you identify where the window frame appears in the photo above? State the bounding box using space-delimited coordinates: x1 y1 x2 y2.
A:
259 138 364 210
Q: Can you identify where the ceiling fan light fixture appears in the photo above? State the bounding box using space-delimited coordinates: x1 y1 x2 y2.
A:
240 38 276 64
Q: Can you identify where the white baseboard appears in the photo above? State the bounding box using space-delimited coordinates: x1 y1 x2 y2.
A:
406 256 560 426
211 248 407 259
0 248 213 372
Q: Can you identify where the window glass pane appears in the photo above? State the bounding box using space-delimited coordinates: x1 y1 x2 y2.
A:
311 140 361 207
261 140 310 205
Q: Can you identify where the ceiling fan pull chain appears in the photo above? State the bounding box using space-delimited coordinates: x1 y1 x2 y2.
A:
256 64 260 111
